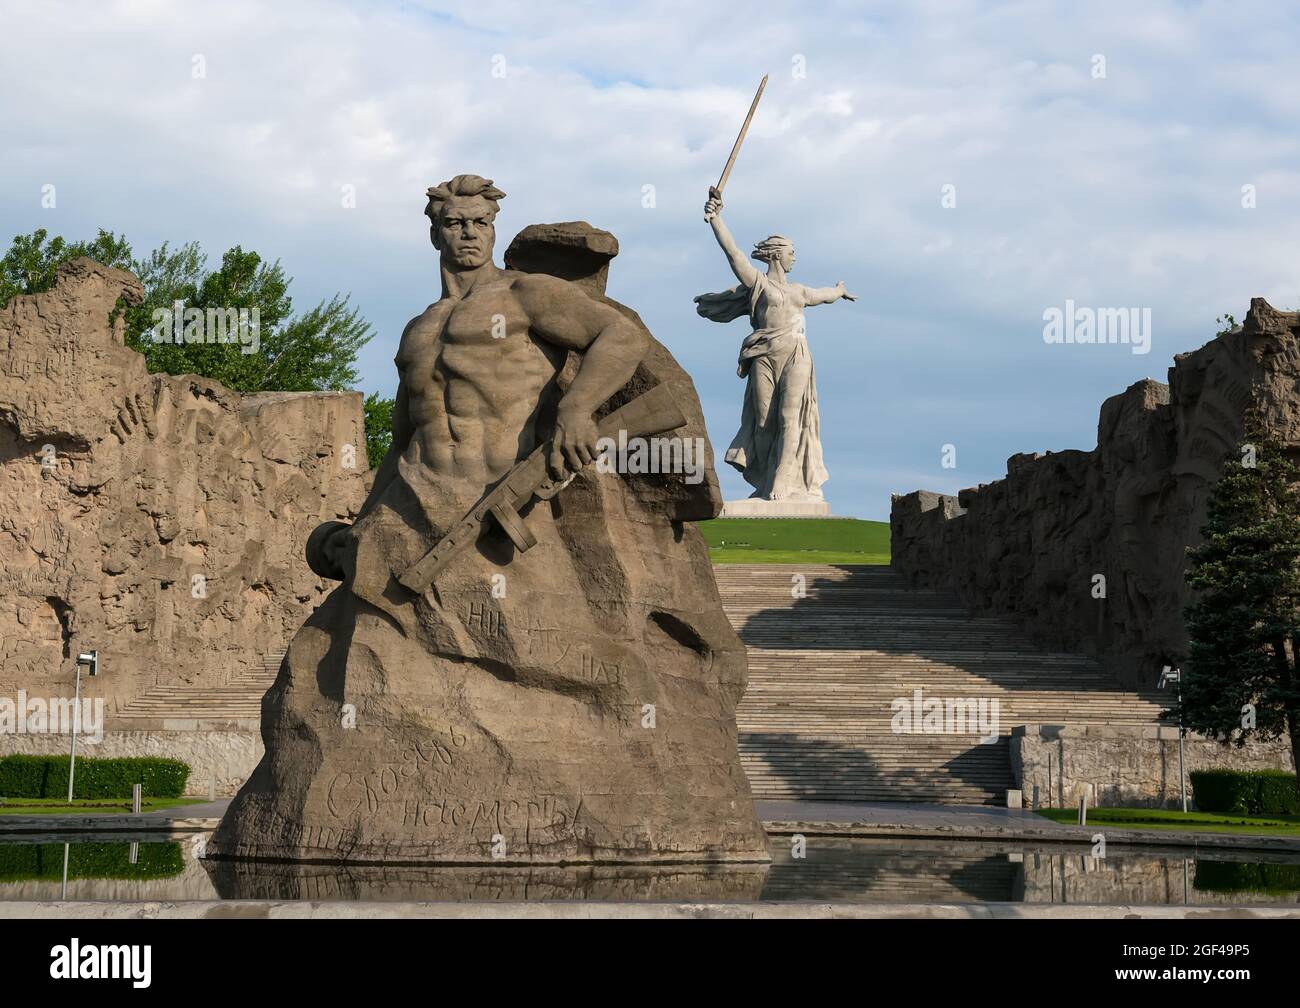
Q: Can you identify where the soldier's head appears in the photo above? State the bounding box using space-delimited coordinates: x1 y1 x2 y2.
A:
751 235 795 273
424 174 506 269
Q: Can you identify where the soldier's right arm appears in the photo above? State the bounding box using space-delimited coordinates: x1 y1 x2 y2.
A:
307 375 410 580
355 380 411 521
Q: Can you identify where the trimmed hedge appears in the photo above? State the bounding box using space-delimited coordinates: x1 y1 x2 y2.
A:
0 842 184 882
0 755 190 799
1193 859 1300 895
1190 769 1300 816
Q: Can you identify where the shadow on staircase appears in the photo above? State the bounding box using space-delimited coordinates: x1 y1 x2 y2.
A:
717 563 1168 805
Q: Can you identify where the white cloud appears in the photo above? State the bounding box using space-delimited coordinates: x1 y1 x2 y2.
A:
2 0 1298 519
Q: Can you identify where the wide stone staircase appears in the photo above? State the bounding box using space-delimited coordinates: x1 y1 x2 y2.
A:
113 563 1169 805
114 653 283 728
719 564 1169 804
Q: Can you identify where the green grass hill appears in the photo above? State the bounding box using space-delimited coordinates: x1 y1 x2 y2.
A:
698 517 890 564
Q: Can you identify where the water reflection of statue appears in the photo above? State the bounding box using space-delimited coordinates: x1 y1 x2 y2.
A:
695 190 854 503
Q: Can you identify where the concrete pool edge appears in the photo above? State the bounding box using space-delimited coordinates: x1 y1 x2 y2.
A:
0 900 1296 919
763 820 1300 855
0 816 222 834
3 814 1299 856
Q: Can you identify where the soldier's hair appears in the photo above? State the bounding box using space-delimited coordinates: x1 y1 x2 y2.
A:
424 174 506 223
751 234 794 263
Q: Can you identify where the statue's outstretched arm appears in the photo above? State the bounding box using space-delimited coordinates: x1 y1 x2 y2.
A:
801 281 857 306
704 192 758 288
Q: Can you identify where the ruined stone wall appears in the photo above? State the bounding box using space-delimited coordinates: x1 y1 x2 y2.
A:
892 299 1300 690
0 258 367 715
1010 724 1295 809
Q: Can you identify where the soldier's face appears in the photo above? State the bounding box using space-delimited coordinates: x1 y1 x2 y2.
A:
433 195 496 269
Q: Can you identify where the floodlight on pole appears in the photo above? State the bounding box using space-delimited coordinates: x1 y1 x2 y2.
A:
68 650 99 803
1158 664 1187 813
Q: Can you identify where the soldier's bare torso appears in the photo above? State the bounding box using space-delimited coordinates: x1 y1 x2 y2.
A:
397 268 566 487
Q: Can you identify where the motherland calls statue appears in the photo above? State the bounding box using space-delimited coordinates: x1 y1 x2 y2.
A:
695 190 855 514
207 175 770 867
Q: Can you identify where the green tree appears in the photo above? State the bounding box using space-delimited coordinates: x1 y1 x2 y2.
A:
1182 422 1300 795
2 229 373 396
363 392 395 470
0 228 132 305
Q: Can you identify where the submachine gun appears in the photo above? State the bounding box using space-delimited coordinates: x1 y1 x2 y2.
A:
397 382 687 594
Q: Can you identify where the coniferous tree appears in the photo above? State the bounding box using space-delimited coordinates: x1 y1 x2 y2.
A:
1182 419 1300 794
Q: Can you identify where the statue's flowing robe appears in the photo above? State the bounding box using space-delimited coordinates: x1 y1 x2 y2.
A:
695 273 828 500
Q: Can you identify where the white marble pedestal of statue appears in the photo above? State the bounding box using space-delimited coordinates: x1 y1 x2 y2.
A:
721 497 832 518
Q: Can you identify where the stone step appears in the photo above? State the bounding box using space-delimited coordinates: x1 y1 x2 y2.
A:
719 563 1160 803
738 733 1015 802
741 693 1164 704
115 654 282 720
111 565 1165 807
739 703 1165 714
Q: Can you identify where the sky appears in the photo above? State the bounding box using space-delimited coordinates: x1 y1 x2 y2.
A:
2 0 1298 520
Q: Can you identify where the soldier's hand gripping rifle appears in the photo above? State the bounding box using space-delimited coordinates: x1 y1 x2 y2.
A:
396 382 688 594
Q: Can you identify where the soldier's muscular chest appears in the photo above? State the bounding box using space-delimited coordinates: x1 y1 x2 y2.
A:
441 287 528 346
439 290 563 384
404 289 555 369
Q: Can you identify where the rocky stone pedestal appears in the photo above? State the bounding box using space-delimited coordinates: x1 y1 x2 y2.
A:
206 219 770 867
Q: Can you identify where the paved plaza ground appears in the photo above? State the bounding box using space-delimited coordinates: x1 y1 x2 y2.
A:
4 797 1297 854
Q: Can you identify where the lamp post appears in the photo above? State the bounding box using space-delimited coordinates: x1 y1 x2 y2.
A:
68 651 98 804
1159 665 1187 813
